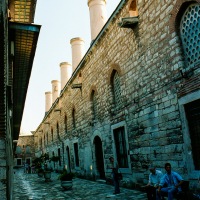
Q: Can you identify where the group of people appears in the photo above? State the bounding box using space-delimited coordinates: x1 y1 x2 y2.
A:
145 163 184 200
109 157 184 200
24 163 36 174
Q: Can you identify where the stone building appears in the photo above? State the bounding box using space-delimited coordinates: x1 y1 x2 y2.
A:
14 133 35 168
0 0 40 199
34 0 200 188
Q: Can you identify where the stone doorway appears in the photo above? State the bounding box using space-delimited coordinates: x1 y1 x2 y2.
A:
66 146 71 172
94 136 105 179
185 98 200 170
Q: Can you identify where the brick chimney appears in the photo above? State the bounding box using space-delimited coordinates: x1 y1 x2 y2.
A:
70 37 85 72
45 91 52 114
51 80 61 103
88 0 107 41
60 62 72 90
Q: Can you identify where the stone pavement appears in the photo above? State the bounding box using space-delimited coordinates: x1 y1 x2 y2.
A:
13 168 147 200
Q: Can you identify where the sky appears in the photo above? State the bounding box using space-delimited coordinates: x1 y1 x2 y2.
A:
20 0 121 134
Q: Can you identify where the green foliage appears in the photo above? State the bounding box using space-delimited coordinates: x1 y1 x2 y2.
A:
50 155 60 162
41 153 49 161
58 169 74 181
37 168 44 173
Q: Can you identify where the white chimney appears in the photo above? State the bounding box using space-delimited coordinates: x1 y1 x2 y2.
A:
51 80 61 103
45 91 52 113
88 0 107 41
60 62 72 90
70 37 85 72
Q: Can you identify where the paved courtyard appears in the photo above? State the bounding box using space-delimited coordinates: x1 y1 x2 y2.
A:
13 168 147 200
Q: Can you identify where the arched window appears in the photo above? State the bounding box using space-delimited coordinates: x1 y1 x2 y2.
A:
46 132 48 144
129 0 138 17
111 70 122 107
51 128 53 142
91 90 97 119
64 115 67 134
57 122 60 139
72 108 76 128
40 138 42 148
180 4 200 67
16 146 22 154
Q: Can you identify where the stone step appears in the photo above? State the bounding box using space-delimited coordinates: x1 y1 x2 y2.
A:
96 179 107 184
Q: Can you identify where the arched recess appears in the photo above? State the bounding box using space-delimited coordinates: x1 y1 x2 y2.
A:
72 106 76 129
169 0 200 34
107 64 122 85
56 122 60 139
16 146 22 154
93 136 105 179
66 146 71 172
89 85 98 101
64 115 67 134
128 0 138 17
26 146 31 154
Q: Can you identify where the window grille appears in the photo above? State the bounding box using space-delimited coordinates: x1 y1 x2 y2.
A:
113 71 122 107
180 4 200 66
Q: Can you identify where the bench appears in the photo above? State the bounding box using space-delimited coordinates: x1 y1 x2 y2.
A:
162 181 190 200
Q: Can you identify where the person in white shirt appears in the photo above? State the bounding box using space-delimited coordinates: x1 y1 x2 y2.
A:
145 165 163 200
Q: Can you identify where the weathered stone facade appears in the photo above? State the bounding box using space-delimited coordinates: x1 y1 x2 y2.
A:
34 0 200 189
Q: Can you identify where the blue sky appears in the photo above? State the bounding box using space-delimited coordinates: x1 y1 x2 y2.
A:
20 0 121 134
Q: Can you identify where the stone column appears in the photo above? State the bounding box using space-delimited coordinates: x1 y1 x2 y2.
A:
60 62 72 90
88 0 107 41
70 37 85 72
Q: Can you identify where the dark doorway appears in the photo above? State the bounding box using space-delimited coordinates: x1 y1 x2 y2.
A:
58 148 61 166
66 146 71 172
185 99 200 170
94 136 105 179
113 126 128 168
17 158 22 166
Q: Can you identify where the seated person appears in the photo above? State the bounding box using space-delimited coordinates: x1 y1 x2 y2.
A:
145 165 163 200
157 163 184 200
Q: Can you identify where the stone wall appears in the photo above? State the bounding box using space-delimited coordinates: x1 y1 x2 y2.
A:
0 0 11 199
34 0 200 187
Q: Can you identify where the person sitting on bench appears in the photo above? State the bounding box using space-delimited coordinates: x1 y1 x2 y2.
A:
157 163 184 200
145 165 163 200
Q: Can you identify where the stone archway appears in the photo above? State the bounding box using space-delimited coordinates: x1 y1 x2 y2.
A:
94 136 105 179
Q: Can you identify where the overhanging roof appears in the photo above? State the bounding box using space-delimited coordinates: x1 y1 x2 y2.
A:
9 0 37 23
9 22 41 140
